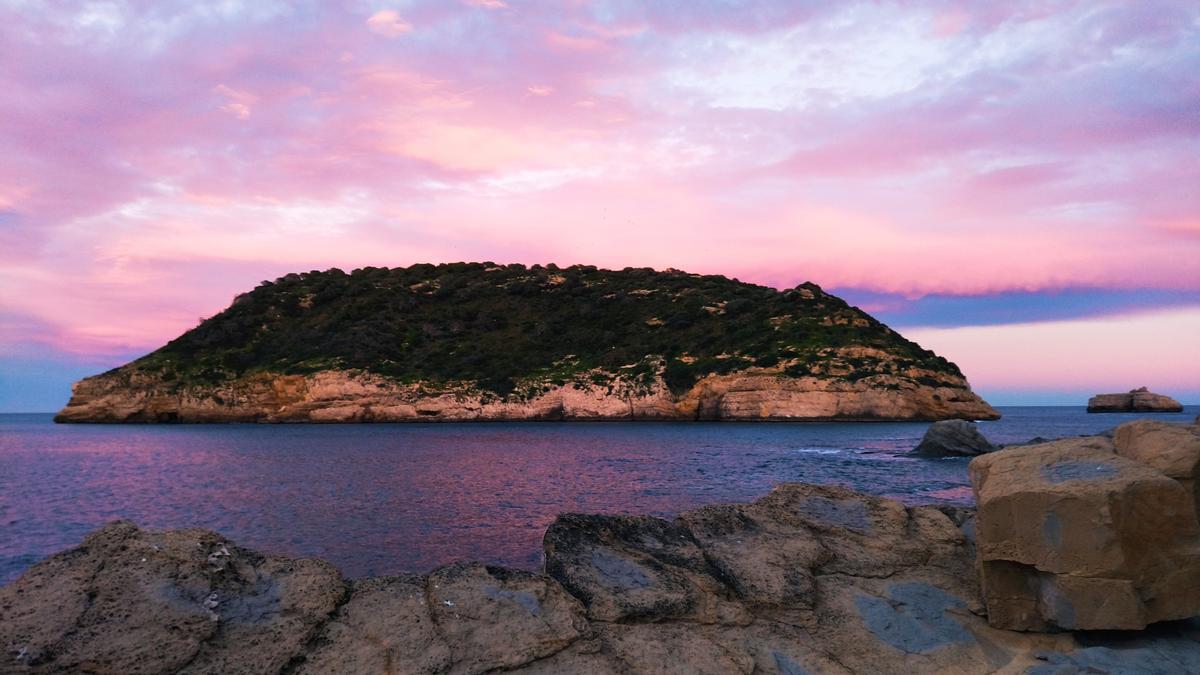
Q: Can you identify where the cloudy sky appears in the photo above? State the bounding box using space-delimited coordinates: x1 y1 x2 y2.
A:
1 0 1198 410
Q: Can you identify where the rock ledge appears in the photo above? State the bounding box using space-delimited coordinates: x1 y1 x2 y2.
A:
5 481 1199 674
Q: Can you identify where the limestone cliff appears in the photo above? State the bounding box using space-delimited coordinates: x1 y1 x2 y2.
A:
56 263 998 423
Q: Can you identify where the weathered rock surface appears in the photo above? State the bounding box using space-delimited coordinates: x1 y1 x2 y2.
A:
0 521 344 674
1114 419 1200 518
5 482 1199 674
55 366 999 424
1088 387 1184 413
296 574 451 675
970 436 1200 631
913 419 996 456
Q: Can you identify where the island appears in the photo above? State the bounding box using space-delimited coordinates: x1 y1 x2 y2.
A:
1088 387 1184 413
55 263 998 423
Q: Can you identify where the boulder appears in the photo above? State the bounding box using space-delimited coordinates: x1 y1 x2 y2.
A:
679 484 974 624
1088 387 1184 413
541 513 746 624
913 419 996 456
425 563 589 673
0 521 345 674
969 437 1200 631
1114 420 1200 518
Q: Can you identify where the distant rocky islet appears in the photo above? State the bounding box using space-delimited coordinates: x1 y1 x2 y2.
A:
1088 386 1184 413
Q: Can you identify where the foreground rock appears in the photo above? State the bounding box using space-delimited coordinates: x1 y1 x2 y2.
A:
5 484 1200 674
913 419 996 456
970 435 1200 632
0 522 344 673
1114 419 1200 517
1088 387 1184 413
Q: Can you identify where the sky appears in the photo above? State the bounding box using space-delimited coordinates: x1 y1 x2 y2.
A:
1 0 1198 411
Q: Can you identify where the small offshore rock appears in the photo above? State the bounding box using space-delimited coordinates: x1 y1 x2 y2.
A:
1087 387 1184 413
913 420 996 457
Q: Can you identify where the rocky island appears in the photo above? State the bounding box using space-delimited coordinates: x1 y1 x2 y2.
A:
1088 387 1184 413
4 417 1199 673
55 263 997 423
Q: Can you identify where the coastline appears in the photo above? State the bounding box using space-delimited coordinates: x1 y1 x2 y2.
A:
4 480 1197 673
54 368 1000 424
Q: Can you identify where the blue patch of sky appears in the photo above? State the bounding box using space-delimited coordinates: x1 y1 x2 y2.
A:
832 287 1200 328
0 347 143 413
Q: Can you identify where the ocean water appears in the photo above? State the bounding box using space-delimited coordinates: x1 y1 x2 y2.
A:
1 406 1195 586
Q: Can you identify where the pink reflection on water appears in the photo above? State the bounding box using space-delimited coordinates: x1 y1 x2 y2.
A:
7 408 1184 584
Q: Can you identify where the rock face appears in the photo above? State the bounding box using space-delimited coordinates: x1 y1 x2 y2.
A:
0 522 344 674
54 264 998 423
1088 387 1184 413
55 367 999 424
6 483 1200 674
970 435 1200 631
913 419 996 456
1114 419 1200 518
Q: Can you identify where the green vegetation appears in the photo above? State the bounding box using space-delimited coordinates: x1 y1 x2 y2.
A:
132 263 963 397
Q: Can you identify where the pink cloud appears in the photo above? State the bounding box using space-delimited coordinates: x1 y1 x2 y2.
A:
929 9 970 37
365 10 413 38
0 0 1197 376
545 30 610 52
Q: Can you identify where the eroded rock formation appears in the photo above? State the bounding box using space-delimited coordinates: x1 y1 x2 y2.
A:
5 483 1199 674
55 366 998 424
970 431 1200 632
1087 387 1184 413
1114 419 1200 518
913 419 997 456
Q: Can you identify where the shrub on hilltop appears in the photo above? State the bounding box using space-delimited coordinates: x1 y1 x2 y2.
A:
135 263 960 396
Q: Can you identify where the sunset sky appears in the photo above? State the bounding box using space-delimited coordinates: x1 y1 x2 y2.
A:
2 0 1198 411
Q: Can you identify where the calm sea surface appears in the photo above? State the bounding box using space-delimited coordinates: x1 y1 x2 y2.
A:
2 406 1196 585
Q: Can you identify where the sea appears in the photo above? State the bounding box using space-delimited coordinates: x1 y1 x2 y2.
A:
2 406 1196 586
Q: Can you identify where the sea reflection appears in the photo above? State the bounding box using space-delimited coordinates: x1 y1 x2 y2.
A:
2 406 1195 585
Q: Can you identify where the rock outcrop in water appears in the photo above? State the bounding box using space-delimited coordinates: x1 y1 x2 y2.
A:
55 264 997 423
1087 387 1184 413
912 419 996 457
5 481 1200 674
